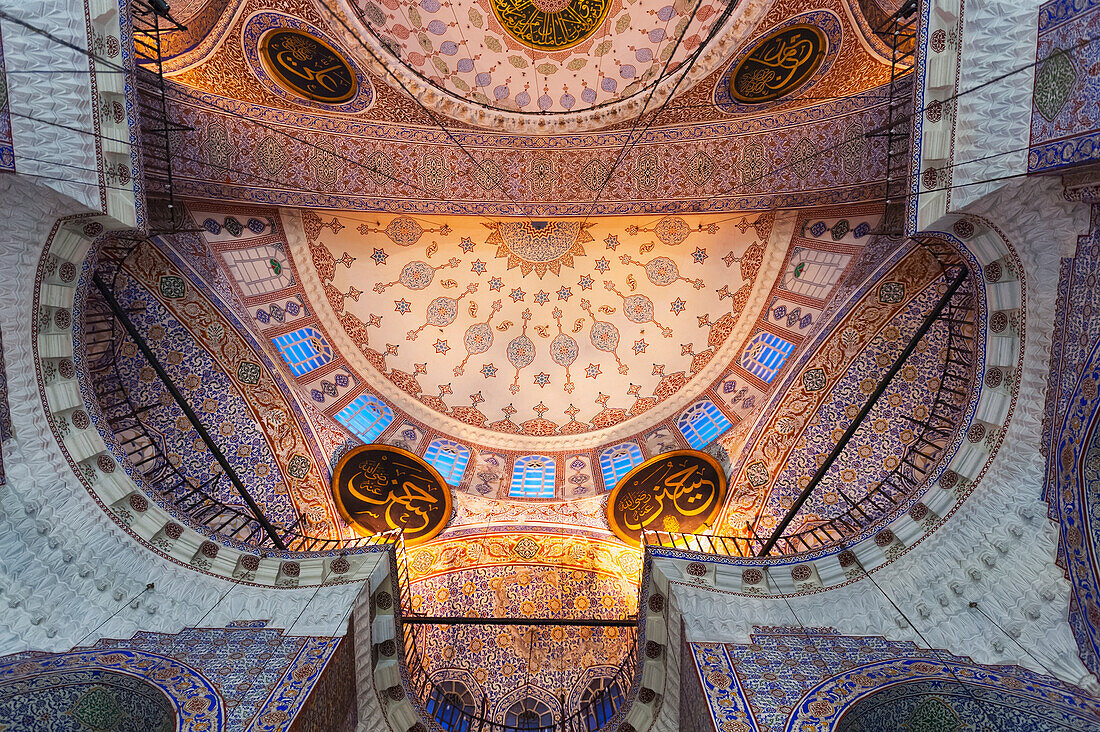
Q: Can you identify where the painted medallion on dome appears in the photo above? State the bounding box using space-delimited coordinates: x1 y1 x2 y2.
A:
607 449 726 545
729 24 827 103
332 445 452 544
260 29 357 103
491 0 612 50
489 220 592 277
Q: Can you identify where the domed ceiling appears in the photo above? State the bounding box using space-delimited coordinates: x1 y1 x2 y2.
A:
332 0 755 121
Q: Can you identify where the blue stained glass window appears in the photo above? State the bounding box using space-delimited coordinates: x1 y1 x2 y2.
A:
677 400 732 450
273 327 333 376
424 439 470 486
510 455 556 498
599 443 644 490
740 331 796 383
335 393 393 443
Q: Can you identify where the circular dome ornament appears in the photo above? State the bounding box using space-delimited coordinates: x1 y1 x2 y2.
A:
331 445 451 546
244 12 373 112
606 450 727 546
491 0 613 51
729 24 826 104
260 29 357 103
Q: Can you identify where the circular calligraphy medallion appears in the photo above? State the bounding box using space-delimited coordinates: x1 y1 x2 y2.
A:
729 24 827 104
606 449 727 546
331 445 451 546
490 0 612 51
259 28 358 104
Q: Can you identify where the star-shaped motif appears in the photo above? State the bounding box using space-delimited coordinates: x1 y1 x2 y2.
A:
652 364 665 376
386 344 400 356
557 286 572 301
438 383 453 397
681 343 694 356
481 363 497 378
434 339 450 354
595 392 610 406
594 258 610 273
534 290 550 305
470 391 485 406
604 234 619 250
489 277 504 291
692 247 708 264
533 372 550 387
395 299 411 314
578 275 594 290
627 383 642 396
565 404 580 420
534 401 549 416
552 307 563 320
697 314 711 327
510 288 525 302
633 339 648 354
471 260 487 274
448 257 461 268
414 363 427 374
670 298 686 315
460 237 475 252
367 314 382 327
585 363 601 378
723 251 740 267
371 248 388 265
716 285 732 300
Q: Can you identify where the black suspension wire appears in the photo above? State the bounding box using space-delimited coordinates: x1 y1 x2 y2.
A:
73 582 155 648
968 600 1055 677
764 568 846 682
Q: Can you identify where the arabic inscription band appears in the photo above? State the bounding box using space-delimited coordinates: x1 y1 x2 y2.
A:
259 29 357 104
491 0 612 51
729 24 827 104
331 445 451 546
606 449 727 546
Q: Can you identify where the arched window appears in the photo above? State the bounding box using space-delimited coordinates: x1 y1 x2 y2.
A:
677 401 732 450
598 443 643 490
273 327 333 376
780 246 850 300
222 244 292 296
740 331 795 384
426 679 476 732
510 455 556 498
424 439 471 486
335 393 393 443
579 676 623 729
504 698 554 730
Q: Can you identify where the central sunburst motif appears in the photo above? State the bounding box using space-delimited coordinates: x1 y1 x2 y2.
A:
487 220 593 277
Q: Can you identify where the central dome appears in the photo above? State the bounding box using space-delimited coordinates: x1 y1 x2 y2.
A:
330 0 769 128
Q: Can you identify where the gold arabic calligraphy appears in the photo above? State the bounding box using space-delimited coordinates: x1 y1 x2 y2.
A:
619 464 717 531
730 25 826 104
491 0 611 51
261 30 357 103
608 451 726 545
332 446 450 544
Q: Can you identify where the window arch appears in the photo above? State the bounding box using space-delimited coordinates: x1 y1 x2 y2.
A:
335 393 393 443
426 679 476 732
677 400 732 449
424 439 471 486
598 443 643 490
273 327 333 376
579 676 623 729
504 698 554 730
222 244 292 296
510 455 556 498
740 331 795 383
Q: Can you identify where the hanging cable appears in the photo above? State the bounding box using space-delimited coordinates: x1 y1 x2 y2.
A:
73 582 155 648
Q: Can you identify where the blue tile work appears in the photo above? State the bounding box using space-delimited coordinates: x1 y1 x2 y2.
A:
1029 0 1100 172
690 628 1100 731
0 29 13 173
0 667 175 731
106 270 298 524
751 278 962 538
0 625 342 731
1044 204 1100 679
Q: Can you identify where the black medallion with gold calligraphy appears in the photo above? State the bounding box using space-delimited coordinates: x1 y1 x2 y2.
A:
491 0 612 51
729 24 827 104
259 29 357 104
332 445 451 545
607 450 727 546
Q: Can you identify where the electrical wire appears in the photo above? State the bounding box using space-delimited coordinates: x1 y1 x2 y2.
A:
73 582 155 648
